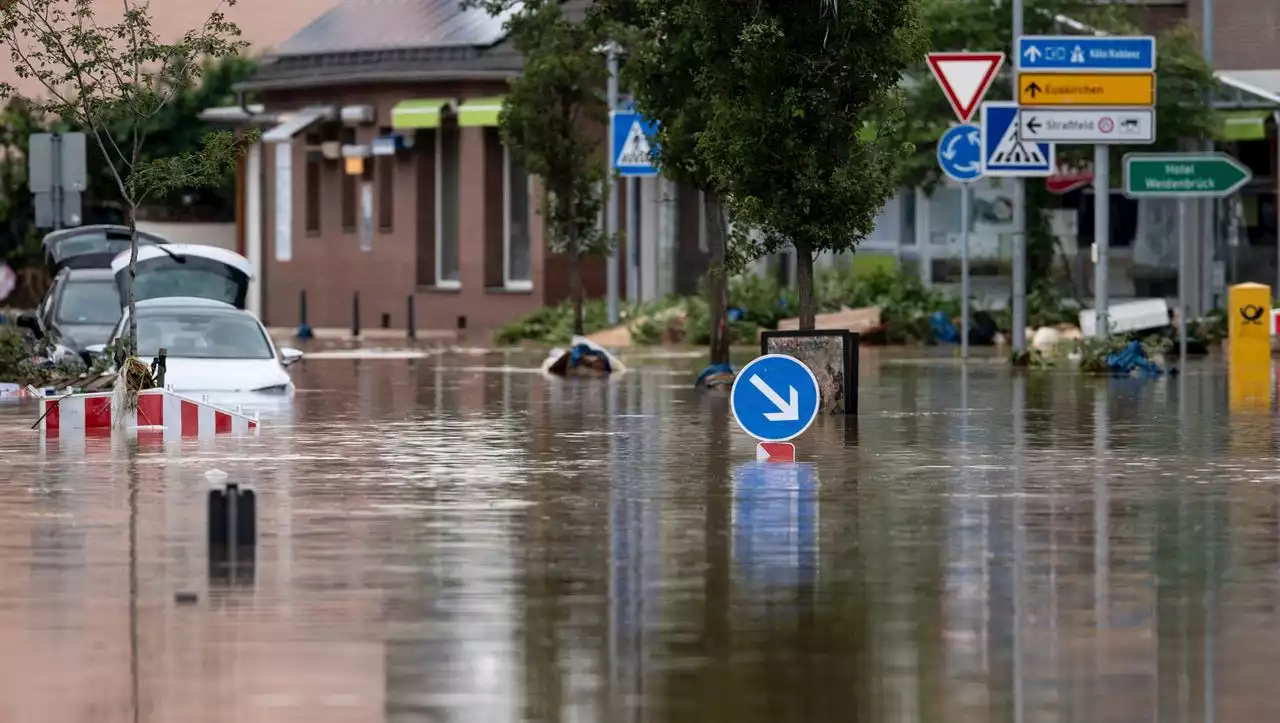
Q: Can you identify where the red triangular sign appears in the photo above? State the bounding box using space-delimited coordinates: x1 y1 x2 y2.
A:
926 52 1005 123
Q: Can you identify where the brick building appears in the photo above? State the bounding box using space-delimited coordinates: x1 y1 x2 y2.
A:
205 0 712 334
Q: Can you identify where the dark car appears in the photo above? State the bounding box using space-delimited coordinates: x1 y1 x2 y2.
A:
16 225 170 352
29 264 122 350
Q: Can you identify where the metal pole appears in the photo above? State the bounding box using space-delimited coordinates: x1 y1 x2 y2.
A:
605 43 621 325
1201 0 1215 315
51 133 63 231
1010 0 1027 357
627 177 639 303
1178 199 1188 365
961 181 971 360
1093 146 1110 337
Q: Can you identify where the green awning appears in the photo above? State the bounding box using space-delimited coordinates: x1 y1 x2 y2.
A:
1218 109 1273 142
391 99 452 130
458 96 506 127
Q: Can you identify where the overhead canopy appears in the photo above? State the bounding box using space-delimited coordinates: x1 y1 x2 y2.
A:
458 96 505 127
392 99 454 130
262 106 334 143
1217 109 1273 142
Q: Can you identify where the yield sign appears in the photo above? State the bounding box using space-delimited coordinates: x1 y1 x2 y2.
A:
926 52 1005 123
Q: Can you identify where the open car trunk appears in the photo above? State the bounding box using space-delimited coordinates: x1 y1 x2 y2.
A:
113 244 253 310
43 225 169 269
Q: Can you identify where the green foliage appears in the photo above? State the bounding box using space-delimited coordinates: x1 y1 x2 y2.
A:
470 0 610 260
695 2 927 266
0 322 89 385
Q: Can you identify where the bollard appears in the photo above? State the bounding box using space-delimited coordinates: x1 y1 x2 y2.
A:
352 292 361 338
151 347 168 388
407 294 416 340
208 482 257 587
296 289 314 340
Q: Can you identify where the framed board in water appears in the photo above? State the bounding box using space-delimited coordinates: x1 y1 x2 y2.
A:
759 329 858 415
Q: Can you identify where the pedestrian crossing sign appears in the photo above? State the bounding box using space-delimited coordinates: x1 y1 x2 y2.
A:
610 110 660 177
980 101 1055 177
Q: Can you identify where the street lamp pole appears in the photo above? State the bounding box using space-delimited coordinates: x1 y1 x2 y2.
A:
605 41 621 326
1011 0 1027 357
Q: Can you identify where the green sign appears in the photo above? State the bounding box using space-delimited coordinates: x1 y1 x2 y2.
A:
1123 152 1252 198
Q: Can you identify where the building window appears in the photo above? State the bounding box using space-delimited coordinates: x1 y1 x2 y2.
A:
305 136 321 234
436 122 461 286
378 151 394 233
341 128 357 232
504 146 532 288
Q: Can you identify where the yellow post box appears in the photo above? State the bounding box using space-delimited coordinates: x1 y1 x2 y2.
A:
1228 282 1272 411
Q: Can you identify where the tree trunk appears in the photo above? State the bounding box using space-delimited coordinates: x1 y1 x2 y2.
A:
568 241 584 336
704 190 730 366
126 203 139 357
794 239 816 330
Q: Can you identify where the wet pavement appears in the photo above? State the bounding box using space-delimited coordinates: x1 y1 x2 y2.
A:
0 349 1277 722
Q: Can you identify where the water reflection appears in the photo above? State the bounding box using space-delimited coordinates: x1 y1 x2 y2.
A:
1 354 1280 720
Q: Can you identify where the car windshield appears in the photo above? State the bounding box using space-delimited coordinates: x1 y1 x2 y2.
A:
56 279 121 325
130 310 273 360
135 266 241 307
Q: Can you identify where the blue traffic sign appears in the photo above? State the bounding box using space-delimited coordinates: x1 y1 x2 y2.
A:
1017 35 1155 72
937 123 983 183
611 110 660 177
730 354 820 442
980 101 1055 178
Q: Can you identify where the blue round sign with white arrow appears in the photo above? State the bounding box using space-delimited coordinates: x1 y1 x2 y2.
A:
730 354 821 442
937 122 983 183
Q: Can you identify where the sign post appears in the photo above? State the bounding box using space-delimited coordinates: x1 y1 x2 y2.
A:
1124 152 1254 366
1015 34 1157 339
927 51 1005 360
28 132 87 230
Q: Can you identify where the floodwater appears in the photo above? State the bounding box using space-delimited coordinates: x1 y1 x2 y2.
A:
0 349 1277 722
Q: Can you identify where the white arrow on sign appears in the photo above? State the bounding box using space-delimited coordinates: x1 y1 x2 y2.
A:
749 374 800 422
1023 45 1042 62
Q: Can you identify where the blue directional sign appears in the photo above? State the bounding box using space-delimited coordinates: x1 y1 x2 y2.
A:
1017 35 1156 72
937 123 983 183
730 354 820 442
611 110 660 177
980 101 1055 178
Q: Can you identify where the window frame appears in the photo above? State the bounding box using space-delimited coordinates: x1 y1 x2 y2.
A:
434 123 462 289
503 144 533 291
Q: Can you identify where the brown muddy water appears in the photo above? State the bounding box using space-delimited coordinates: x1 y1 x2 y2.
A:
0 349 1276 722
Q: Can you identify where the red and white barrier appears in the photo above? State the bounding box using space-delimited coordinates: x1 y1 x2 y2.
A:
38 388 259 440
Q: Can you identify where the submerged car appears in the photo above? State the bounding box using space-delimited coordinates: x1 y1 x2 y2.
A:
17 225 171 352
88 297 302 394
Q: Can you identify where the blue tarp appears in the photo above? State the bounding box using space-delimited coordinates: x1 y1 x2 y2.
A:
695 362 735 388
569 342 612 373
930 311 960 344
1104 340 1163 376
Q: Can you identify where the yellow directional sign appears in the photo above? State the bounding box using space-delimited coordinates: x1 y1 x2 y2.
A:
1018 73 1155 106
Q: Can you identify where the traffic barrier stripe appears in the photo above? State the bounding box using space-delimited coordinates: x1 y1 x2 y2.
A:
39 388 258 439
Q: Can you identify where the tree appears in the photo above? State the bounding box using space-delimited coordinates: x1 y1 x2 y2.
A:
596 0 733 364
869 0 1217 285
0 0 257 361
686 0 927 329
470 0 612 337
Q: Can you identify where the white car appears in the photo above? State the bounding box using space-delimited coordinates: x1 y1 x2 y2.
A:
88 297 303 394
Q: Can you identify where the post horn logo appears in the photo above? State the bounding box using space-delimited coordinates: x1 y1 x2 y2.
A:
1240 304 1266 325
